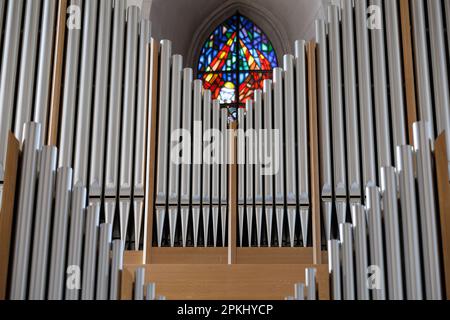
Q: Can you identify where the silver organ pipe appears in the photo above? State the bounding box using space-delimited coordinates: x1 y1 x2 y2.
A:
385 0 407 149
180 68 193 247
282 56 296 244
14 0 42 142
380 166 403 300
212 101 221 247
58 0 82 168
0 0 24 182
263 79 274 246
89 0 114 197
411 0 436 138
245 100 254 247
81 203 100 300
427 0 450 176
34 0 58 147
294 41 309 247
328 5 347 226
315 19 333 241
73 0 98 187
221 104 229 247
396 145 422 300
105 0 126 199
370 0 392 170
134 19 151 250
351 204 369 300
119 6 140 243
48 167 73 300
273 68 284 247
355 0 377 188
65 186 87 300
253 90 263 247
342 0 361 201
202 90 212 246
29 146 57 300
366 186 386 300
10 123 40 300
413 121 442 299
238 108 245 246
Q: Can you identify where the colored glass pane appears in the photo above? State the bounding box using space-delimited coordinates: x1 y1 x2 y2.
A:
197 13 277 107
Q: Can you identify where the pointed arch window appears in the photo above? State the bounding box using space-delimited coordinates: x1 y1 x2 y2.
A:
197 13 278 108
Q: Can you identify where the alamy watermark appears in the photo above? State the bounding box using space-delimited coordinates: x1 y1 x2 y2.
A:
170 121 280 176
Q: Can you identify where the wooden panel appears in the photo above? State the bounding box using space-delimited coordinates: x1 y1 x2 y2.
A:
132 248 329 265
400 0 417 144
228 122 238 264
121 264 329 300
0 133 21 300
144 39 160 264
124 250 144 265
120 267 134 300
307 42 322 264
435 133 450 299
48 0 68 146
151 248 228 264
237 247 315 264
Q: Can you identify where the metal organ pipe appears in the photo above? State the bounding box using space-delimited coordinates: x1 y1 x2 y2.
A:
370 0 392 170
396 145 423 300
58 0 83 168
342 0 361 200
90 0 114 197
328 5 347 225
385 0 407 149
273 68 284 247
366 186 386 300
380 166 403 300
413 121 442 299
411 0 435 138
427 0 450 175
0 0 24 182
294 40 309 247
48 168 73 300
253 90 263 247
105 0 126 198
351 204 369 300
10 123 41 300
73 0 99 187
315 19 333 240
34 0 58 147
29 146 58 300
14 0 42 142
355 0 377 188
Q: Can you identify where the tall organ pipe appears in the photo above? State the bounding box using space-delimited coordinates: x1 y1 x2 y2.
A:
0 0 24 182
14 0 42 142
413 121 442 299
315 20 332 240
396 145 423 300
355 0 377 188
58 0 83 168
73 0 99 187
89 0 114 197
10 123 41 300
34 0 58 147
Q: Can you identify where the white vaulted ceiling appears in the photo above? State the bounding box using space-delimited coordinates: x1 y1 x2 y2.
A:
137 0 327 68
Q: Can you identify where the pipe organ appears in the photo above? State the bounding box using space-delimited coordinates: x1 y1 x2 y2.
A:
0 0 449 301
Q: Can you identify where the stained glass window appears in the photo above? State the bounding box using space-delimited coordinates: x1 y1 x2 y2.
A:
197 13 278 109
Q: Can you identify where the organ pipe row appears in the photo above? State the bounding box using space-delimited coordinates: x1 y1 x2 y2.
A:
320 0 448 300
0 0 153 299
236 43 311 247
154 38 228 247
